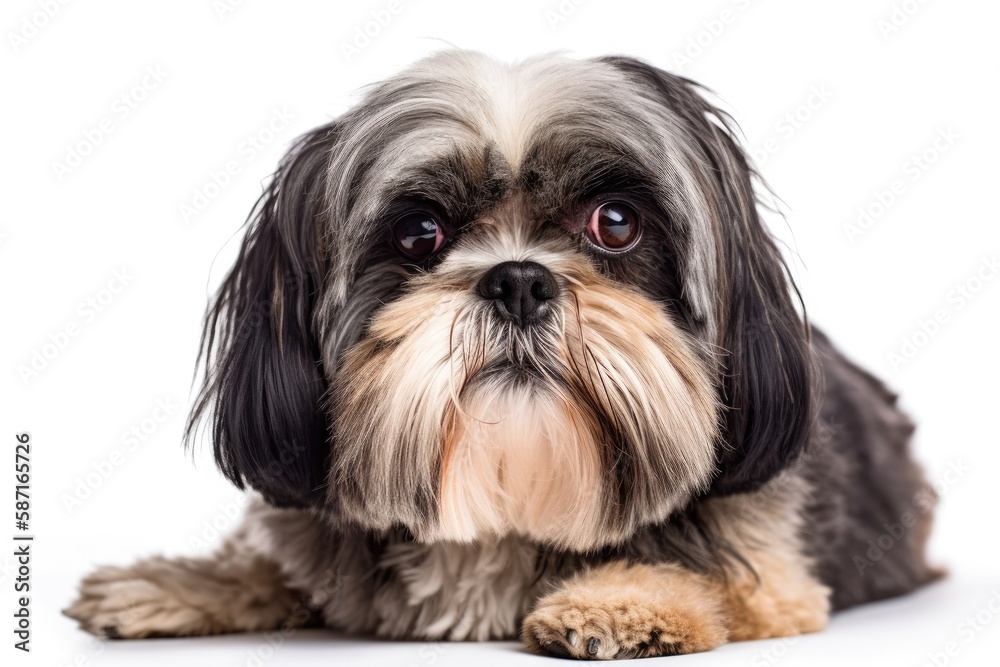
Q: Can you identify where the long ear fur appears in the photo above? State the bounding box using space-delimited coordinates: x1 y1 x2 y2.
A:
603 57 818 496
185 122 340 508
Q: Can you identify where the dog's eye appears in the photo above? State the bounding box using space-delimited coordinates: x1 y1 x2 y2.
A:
392 212 446 258
585 201 641 252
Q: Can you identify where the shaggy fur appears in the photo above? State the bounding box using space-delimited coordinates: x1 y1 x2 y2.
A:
65 51 939 659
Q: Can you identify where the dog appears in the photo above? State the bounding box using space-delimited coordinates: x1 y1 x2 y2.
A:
65 51 940 659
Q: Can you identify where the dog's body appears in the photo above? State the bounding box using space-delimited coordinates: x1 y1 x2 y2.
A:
66 52 938 659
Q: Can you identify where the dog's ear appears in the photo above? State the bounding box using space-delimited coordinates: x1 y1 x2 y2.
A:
602 57 817 495
186 122 340 508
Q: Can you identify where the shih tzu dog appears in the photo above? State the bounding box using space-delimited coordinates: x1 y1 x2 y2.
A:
66 51 940 659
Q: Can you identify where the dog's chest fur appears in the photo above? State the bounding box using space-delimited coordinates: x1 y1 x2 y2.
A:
368 537 543 640
241 501 547 641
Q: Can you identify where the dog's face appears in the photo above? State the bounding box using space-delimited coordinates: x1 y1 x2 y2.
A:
189 52 815 551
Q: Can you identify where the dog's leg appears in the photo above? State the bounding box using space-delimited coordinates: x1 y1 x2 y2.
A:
522 477 831 659
64 538 307 638
722 537 831 644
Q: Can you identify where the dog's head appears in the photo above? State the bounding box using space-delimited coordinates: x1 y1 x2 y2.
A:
188 52 815 551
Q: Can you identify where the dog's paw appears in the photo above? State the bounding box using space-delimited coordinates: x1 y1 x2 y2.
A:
64 564 211 638
521 564 728 660
64 554 301 639
522 600 722 659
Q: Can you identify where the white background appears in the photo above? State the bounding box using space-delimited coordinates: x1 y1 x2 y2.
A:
2 0 999 665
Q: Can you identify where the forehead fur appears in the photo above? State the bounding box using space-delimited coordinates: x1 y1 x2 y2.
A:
322 51 720 336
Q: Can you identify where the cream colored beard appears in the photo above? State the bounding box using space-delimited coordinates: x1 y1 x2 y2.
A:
430 385 607 550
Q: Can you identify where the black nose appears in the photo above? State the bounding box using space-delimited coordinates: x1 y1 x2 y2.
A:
477 261 558 327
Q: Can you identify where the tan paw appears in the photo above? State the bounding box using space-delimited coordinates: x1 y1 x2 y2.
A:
64 555 301 638
64 564 216 638
521 564 728 660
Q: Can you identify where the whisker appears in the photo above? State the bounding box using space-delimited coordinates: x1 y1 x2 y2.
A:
567 289 599 392
447 308 492 424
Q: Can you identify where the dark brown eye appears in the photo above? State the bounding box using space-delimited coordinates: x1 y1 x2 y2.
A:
585 201 641 252
392 211 445 258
